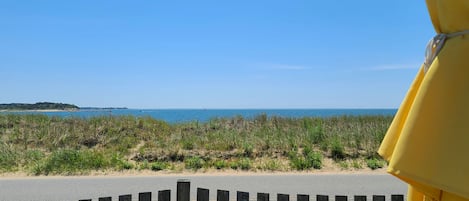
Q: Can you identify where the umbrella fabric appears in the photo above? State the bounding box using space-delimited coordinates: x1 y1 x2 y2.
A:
378 0 469 201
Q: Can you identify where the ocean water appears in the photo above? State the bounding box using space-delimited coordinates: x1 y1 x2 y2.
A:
4 109 397 123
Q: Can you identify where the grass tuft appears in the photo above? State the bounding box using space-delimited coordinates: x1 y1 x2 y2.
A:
366 158 385 170
151 161 168 171
184 156 204 170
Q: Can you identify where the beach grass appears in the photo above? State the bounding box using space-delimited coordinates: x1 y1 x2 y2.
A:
0 113 392 175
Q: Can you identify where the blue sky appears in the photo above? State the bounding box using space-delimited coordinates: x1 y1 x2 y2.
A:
0 1 434 109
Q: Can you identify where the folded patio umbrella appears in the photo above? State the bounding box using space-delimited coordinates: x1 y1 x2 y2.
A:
378 0 469 201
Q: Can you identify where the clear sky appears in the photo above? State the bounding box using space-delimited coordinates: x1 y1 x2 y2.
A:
0 1 435 109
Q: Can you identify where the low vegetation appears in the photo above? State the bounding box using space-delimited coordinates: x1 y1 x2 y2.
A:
0 114 391 175
0 102 79 111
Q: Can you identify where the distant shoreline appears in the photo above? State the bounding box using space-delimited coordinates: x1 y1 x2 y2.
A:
0 102 79 111
0 109 78 112
0 101 128 113
0 108 128 113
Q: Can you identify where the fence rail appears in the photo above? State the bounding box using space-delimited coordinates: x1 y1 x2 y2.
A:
79 180 404 201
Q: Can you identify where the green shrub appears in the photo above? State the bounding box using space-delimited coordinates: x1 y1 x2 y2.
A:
139 160 150 170
151 161 168 171
23 150 46 174
110 153 133 170
25 150 45 163
290 157 308 170
238 158 252 170
214 160 227 169
309 125 325 144
30 161 47 176
290 150 322 170
0 143 18 172
121 161 134 170
41 149 107 175
287 150 297 159
226 158 252 170
366 158 385 170
229 161 238 170
305 151 322 169
185 156 204 170
303 146 313 157
330 138 345 160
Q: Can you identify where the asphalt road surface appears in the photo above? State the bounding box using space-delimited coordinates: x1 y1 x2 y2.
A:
0 174 407 201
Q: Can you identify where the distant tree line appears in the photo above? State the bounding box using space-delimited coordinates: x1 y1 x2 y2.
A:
0 102 79 110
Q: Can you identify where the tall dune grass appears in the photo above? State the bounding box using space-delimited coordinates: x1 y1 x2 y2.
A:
0 113 392 175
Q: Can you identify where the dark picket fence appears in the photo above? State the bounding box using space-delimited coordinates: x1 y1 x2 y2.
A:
79 180 404 201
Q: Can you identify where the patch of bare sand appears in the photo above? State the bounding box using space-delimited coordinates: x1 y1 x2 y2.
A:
0 159 387 179
0 169 387 180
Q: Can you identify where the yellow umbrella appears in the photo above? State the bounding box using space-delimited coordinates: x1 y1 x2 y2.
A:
378 0 469 201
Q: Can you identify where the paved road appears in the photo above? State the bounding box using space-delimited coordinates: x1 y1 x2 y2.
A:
0 174 407 201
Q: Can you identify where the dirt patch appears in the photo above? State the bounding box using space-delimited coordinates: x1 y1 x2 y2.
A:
0 165 387 178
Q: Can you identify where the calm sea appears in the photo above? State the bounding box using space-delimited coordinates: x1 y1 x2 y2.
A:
4 109 397 123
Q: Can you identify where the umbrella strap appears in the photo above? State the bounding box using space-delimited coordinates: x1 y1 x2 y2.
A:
447 29 469 38
423 30 469 74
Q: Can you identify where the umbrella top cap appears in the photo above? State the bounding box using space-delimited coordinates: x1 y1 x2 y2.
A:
426 0 469 34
